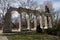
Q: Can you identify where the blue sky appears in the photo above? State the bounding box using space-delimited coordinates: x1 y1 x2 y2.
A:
52 0 60 11
11 0 60 11
4 0 60 11
0 0 60 12
34 0 60 11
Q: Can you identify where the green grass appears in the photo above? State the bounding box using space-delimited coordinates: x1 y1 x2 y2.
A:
7 33 60 40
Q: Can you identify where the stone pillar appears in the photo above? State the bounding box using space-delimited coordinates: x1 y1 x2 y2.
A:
44 16 48 29
26 14 30 30
33 15 37 31
18 14 21 32
3 13 12 33
49 17 52 28
39 15 43 29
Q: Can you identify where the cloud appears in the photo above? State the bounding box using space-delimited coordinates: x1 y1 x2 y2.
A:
37 0 60 10
53 2 60 10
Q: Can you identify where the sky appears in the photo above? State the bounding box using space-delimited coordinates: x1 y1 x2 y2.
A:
52 0 60 11
0 0 60 23
0 0 60 13
4 0 60 11
35 0 60 11
7 0 60 22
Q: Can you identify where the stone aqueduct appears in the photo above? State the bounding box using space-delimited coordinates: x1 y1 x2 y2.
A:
3 7 53 33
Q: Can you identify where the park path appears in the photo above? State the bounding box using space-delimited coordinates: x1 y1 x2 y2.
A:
0 30 8 40
0 36 8 40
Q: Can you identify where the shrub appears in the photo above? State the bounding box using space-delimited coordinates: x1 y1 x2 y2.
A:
45 28 57 35
36 25 42 33
55 23 60 36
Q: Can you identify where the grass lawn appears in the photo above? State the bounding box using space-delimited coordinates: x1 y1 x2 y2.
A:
7 33 60 40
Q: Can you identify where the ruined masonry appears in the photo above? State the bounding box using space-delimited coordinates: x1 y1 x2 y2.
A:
3 7 53 33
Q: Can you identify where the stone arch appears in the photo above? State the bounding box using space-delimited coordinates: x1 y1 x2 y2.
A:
29 13 34 28
21 12 27 29
3 7 21 33
11 11 20 29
